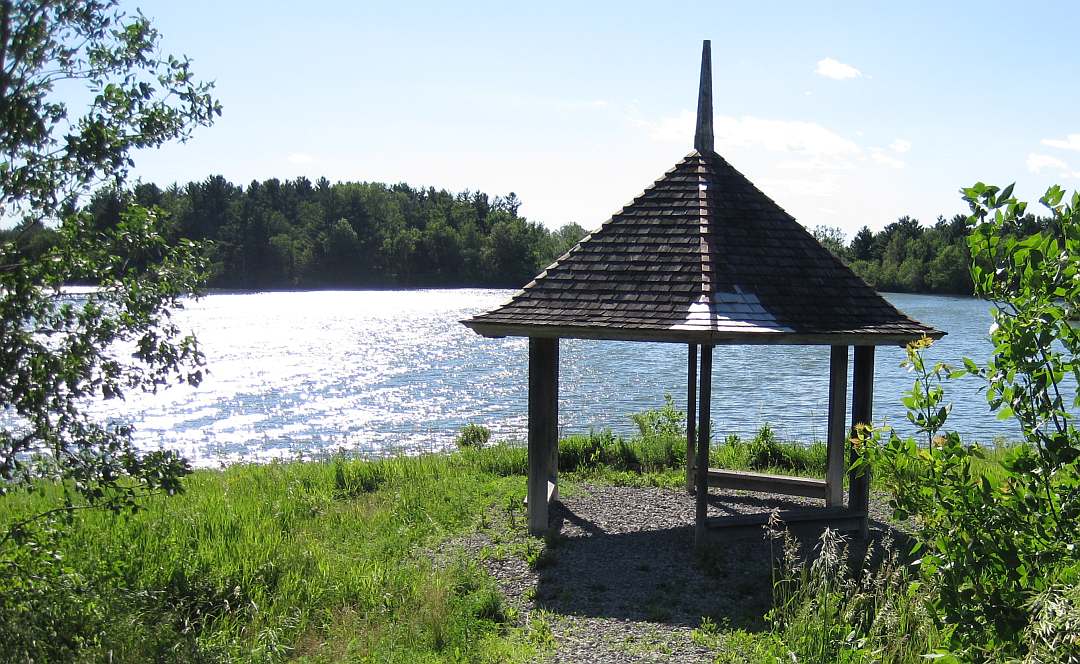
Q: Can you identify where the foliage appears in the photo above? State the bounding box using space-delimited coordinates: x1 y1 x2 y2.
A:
743 424 822 473
0 0 217 516
766 524 943 664
0 0 219 223
811 225 848 260
6 178 594 289
857 183 1080 659
455 422 492 449
712 426 828 475
1022 580 1080 664
0 0 218 656
0 450 542 662
0 207 207 519
817 215 975 294
630 393 686 440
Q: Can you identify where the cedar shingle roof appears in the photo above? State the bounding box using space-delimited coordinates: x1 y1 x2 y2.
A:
463 44 942 346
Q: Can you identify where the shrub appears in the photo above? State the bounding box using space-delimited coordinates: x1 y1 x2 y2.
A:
455 423 491 449
857 184 1080 659
630 393 686 440
744 425 826 474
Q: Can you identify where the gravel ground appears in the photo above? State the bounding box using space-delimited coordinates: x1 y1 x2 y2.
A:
450 482 904 664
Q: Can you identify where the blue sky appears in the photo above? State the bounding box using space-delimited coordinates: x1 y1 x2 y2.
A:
128 0 1080 238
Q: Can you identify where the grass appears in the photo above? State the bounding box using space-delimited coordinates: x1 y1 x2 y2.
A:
557 423 829 486
765 523 943 664
0 421 1015 663
0 452 547 662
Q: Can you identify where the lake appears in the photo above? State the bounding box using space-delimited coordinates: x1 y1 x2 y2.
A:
90 289 1014 466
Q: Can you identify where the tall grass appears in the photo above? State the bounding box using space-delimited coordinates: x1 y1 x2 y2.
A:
0 411 1017 662
766 521 942 664
0 452 542 662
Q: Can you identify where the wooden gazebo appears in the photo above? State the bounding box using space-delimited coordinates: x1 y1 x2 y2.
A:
463 41 942 544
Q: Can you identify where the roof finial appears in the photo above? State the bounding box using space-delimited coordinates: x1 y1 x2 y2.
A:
694 40 714 153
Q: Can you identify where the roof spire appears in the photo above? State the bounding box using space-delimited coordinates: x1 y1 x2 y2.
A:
694 40 714 153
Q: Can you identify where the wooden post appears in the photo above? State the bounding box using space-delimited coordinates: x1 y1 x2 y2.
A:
527 337 559 534
694 344 713 545
825 346 848 507
686 344 698 493
849 345 875 539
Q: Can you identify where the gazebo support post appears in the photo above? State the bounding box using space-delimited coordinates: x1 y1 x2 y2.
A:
694 344 713 545
527 337 559 535
686 344 698 493
825 346 849 507
849 345 875 539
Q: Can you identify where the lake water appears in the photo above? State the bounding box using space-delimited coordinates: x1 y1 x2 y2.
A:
89 289 1017 466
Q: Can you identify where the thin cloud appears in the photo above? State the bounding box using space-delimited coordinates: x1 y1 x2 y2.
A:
1041 133 1080 151
634 110 860 167
815 57 862 80
889 139 912 154
1027 153 1069 174
871 149 905 169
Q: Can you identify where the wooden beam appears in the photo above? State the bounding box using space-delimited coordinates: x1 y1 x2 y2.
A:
703 507 868 537
527 337 559 534
825 346 848 507
694 344 713 545
686 344 698 493
706 468 827 499
849 345 875 540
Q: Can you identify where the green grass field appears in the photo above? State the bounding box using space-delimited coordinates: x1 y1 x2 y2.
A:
0 426 1012 662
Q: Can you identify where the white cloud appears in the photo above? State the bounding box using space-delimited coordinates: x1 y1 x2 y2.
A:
871 149 905 169
889 138 911 153
715 116 861 158
776 158 850 171
637 109 695 143
287 152 315 165
633 111 861 169
1041 133 1080 151
1027 153 1069 174
759 176 838 199
815 57 862 80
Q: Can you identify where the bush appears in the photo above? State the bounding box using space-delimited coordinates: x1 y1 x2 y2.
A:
630 393 686 440
455 423 491 449
857 183 1080 659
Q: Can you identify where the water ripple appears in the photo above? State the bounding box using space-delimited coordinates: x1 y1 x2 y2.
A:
75 289 1024 466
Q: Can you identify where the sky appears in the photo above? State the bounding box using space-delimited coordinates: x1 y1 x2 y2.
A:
124 0 1080 239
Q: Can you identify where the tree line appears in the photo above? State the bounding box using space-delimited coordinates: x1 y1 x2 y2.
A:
812 215 975 295
812 211 1060 296
5 176 588 290
7 174 1058 296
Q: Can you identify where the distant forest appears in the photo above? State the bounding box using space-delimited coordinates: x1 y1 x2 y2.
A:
10 176 589 289
3 174 1052 295
811 217 974 295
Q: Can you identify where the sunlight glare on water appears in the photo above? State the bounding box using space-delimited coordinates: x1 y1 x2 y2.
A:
86 289 1020 467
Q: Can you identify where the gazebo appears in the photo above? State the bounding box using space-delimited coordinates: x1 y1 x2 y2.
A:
463 41 943 544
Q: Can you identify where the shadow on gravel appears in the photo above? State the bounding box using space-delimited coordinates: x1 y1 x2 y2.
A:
533 492 907 631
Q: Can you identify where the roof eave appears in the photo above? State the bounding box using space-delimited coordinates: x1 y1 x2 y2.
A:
461 319 945 347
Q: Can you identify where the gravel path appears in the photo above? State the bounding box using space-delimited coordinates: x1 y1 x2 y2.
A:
451 482 903 663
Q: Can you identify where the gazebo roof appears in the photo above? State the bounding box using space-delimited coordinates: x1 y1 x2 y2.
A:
464 43 942 346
